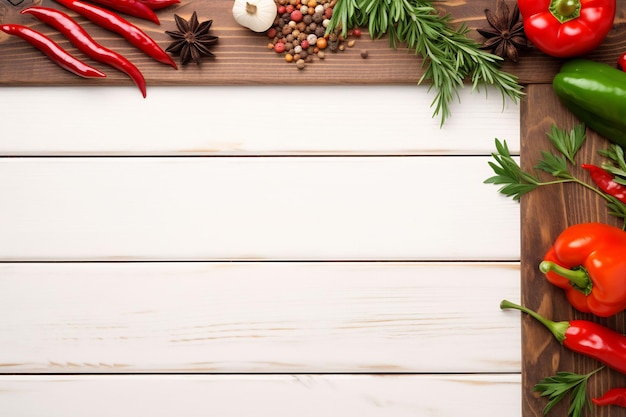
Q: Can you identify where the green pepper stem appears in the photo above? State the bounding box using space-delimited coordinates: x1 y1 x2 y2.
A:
550 0 581 23
500 300 569 344
539 261 592 295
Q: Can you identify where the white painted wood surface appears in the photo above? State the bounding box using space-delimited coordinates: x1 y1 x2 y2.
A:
0 262 520 373
0 374 521 417
0 86 519 155
0 86 522 416
0 156 519 261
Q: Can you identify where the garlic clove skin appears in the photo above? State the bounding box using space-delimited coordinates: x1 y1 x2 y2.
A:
232 0 277 33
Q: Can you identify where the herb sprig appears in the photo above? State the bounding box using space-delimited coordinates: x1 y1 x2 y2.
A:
327 0 524 125
600 144 626 185
533 367 604 417
484 123 626 227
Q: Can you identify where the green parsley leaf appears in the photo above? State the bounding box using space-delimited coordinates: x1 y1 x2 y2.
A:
600 144 626 186
546 124 586 164
484 139 540 201
535 151 573 179
533 367 603 417
606 194 626 219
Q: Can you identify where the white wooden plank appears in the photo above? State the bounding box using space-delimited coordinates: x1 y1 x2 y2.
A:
0 86 519 156
0 374 521 417
0 262 521 373
0 156 520 261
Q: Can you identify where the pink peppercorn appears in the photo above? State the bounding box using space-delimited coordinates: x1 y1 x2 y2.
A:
285 4 294 13
267 27 277 38
277 5 286 14
323 7 332 19
352 28 362 37
274 42 286 53
291 10 303 22
301 40 309 49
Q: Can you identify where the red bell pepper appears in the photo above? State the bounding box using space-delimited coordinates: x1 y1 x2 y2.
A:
539 222 626 317
518 0 616 58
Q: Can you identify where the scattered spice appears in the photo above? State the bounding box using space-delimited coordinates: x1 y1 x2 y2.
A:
477 0 529 62
267 0 356 69
165 11 218 65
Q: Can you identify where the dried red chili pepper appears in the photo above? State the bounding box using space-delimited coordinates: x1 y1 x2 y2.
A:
0 23 106 79
582 164 626 203
21 6 146 97
53 0 177 68
84 0 159 24
539 222 626 317
138 0 179 10
593 388 626 407
501 300 626 374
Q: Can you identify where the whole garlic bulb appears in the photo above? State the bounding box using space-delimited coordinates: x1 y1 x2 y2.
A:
232 0 277 33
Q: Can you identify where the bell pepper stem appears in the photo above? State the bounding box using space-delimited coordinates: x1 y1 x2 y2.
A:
539 261 593 295
500 299 569 344
549 0 581 23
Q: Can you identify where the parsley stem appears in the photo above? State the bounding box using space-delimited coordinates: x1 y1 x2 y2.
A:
535 177 614 203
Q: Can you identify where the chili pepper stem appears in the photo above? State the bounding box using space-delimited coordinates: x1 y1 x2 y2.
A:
500 300 569 343
539 261 593 295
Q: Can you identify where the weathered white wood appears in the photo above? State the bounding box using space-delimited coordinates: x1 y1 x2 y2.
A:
0 374 521 417
0 262 521 373
0 156 520 261
0 86 520 156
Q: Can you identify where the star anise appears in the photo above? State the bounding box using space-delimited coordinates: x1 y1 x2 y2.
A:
477 0 529 63
165 11 218 66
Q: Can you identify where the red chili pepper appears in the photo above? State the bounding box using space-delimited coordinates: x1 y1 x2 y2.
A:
138 0 179 10
21 6 146 97
593 388 626 407
53 0 177 68
501 300 626 374
618 53 626 71
539 222 626 317
83 0 159 24
582 164 626 203
0 23 106 79
517 0 616 57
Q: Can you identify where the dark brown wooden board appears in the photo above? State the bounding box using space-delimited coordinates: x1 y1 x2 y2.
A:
521 84 626 417
1 0 626 87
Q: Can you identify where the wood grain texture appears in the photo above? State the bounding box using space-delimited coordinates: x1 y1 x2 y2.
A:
0 156 520 261
0 85 520 156
2 0 626 87
520 85 626 417
0 374 521 417
0 262 521 373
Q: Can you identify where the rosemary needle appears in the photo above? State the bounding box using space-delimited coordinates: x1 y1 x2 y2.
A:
327 0 524 125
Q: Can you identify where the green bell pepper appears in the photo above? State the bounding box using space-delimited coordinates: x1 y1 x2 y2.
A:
553 59 626 148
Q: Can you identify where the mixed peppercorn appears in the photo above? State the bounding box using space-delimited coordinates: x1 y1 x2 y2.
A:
265 0 362 69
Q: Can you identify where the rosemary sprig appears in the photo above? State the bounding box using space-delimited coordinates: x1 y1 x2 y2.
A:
533 367 604 417
326 0 524 125
484 123 626 227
